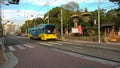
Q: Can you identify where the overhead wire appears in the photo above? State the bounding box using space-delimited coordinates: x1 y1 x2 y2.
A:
26 0 59 20
30 0 118 18
30 0 58 18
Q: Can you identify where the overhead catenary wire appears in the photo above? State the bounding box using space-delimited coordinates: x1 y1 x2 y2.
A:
28 0 58 20
33 0 58 12
27 0 118 20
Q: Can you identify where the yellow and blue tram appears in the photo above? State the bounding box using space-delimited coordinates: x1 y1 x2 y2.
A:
28 24 57 40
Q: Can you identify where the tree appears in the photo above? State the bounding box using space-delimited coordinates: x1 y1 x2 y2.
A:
44 7 62 32
62 1 80 11
33 18 45 26
20 17 44 33
43 1 82 34
109 0 120 8
106 9 120 31
20 23 27 33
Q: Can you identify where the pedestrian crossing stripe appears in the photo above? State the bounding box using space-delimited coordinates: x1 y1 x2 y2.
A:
56 41 73 44
38 42 73 46
39 42 52 46
24 44 34 48
8 44 35 51
16 45 25 49
8 46 15 51
48 42 63 45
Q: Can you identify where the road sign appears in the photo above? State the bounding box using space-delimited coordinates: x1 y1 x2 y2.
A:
72 28 78 33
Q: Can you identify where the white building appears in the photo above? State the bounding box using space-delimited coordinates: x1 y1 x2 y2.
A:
3 21 16 35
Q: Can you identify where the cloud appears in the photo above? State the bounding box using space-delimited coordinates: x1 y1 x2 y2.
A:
2 0 110 25
21 0 109 6
3 9 43 18
2 9 44 24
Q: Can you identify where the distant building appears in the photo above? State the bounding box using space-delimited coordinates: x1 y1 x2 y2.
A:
3 21 16 35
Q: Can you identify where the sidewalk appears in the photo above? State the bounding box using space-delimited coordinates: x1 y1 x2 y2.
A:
0 37 6 67
59 37 120 51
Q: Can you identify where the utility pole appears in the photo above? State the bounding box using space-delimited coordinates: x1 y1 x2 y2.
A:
34 17 36 27
0 0 6 54
61 9 63 39
0 0 3 38
47 1 49 24
98 0 101 43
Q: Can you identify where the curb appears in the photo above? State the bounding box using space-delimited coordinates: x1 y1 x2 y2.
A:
3 52 19 68
0 37 19 68
0 51 8 68
58 39 120 51
0 37 8 68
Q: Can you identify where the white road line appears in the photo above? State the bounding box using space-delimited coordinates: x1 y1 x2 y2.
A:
8 46 15 51
48 42 63 45
39 43 52 46
24 44 34 48
16 45 25 49
57 41 73 44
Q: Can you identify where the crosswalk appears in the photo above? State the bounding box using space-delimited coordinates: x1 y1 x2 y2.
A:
8 46 16 51
8 43 35 51
16 45 25 50
48 42 63 45
24 44 34 48
7 41 74 52
38 42 65 46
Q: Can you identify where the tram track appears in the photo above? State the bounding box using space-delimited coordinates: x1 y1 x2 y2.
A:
17 36 120 65
38 41 120 64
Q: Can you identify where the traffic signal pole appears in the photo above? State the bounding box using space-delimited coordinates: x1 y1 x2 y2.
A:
0 1 3 38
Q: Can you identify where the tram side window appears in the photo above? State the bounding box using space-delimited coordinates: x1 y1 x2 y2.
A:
36 29 39 33
31 30 35 34
39 28 44 33
33 30 37 34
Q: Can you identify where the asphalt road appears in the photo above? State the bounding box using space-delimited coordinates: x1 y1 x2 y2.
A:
3 35 120 68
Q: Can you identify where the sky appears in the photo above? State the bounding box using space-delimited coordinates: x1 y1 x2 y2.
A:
1 0 118 25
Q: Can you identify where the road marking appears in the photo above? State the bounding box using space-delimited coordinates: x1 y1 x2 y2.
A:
48 42 63 45
8 46 15 51
23 44 34 48
57 41 73 44
16 45 25 49
39 42 52 46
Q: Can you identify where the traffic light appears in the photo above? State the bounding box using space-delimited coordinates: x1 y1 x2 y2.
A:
8 0 19 4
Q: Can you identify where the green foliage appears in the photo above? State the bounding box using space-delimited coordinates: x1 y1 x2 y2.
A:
106 9 120 30
20 24 26 33
20 18 44 33
49 7 61 25
62 1 80 11
20 1 120 36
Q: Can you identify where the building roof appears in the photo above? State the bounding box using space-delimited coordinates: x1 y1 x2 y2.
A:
81 12 92 16
71 14 79 18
